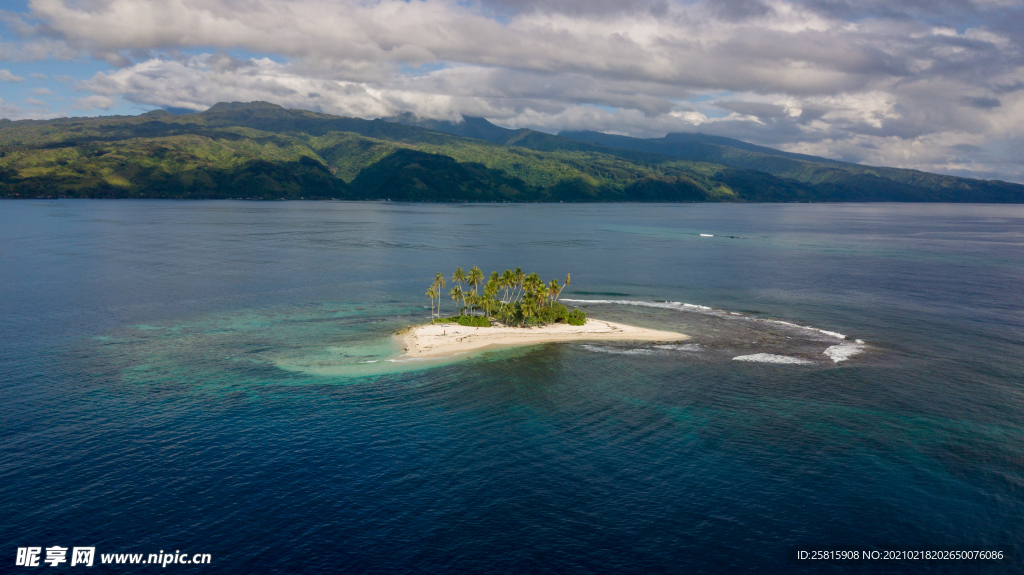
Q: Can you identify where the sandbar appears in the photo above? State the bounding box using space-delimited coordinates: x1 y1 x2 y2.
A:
396 319 688 359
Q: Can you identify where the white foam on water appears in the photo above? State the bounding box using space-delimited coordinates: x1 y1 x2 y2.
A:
652 344 702 352
359 360 379 364
561 298 712 312
733 353 814 365
823 341 867 363
560 299 847 341
700 234 714 237
581 344 655 356
763 319 846 340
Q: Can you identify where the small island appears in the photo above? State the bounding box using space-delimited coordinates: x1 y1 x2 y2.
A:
397 267 688 358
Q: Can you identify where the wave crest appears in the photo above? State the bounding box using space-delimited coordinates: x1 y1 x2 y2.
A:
733 353 814 365
824 341 867 363
582 345 655 356
561 298 847 340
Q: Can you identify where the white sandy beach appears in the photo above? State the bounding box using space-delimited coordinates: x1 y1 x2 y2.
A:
396 319 688 359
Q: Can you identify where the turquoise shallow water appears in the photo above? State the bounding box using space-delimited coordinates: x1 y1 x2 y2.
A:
1 201 1022 573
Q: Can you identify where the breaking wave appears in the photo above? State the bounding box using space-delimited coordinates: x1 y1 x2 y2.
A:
733 354 814 365
582 345 655 356
824 340 867 363
562 298 712 312
561 298 848 340
582 343 704 356
652 344 702 352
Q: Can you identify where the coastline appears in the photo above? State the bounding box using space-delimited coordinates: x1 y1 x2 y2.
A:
396 318 688 359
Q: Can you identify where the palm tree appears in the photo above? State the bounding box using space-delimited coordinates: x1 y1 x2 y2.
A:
523 273 543 308
532 278 547 308
555 273 570 301
452 268 467 314
467 266 484 313
499 269 514 302
426 287 438 321
511 267 526 303
483 277 499 317
449 286 464 316
495 300 512 324
521 274 532 301
469 267 484 292
433 272 446 317
520 298 536 324
548 279 560 305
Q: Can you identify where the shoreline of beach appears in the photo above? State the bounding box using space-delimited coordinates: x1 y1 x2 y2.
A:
395 318 688 359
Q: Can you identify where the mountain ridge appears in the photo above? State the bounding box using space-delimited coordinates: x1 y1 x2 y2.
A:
1 102 1020 203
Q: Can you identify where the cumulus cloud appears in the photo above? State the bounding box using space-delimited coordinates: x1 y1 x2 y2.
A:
4 0 1022 181
0 69 25 82
83 55 421 117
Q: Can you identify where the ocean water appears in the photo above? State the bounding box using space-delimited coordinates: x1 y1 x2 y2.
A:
1 200 1022 573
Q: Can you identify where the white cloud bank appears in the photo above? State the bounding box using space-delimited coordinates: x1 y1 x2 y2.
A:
6 0 1024 181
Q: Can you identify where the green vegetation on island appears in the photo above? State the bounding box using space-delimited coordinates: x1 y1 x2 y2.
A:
426 267 585 327
1 101 1021 202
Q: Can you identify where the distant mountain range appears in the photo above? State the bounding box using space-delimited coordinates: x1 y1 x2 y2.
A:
1 101 1021 202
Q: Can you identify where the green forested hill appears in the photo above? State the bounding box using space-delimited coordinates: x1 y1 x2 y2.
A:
391 113 1024 203
1 101 1021 202
555 130 1024 203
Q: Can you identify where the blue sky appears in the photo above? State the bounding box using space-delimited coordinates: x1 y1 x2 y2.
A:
1 0 1022 182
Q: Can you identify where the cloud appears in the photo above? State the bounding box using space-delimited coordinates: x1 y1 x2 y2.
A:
962 96 1001 108
0 38 79 62
0 97 63 120
714 101 790 120
478 0 670 18
82 55 398 117
74 94 115 110
0 69 26 82
28 0 1013 94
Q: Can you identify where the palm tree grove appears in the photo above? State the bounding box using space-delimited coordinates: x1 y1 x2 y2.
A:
426 267 586 327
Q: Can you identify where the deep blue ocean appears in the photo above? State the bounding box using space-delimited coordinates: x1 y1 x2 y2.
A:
2 201 1022 573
